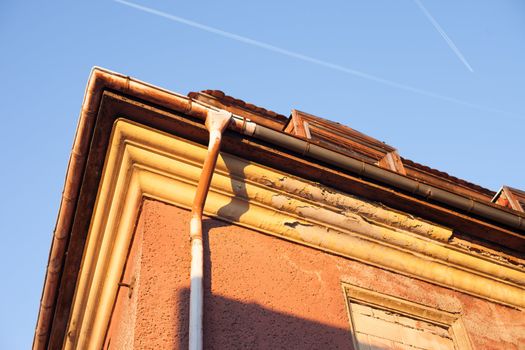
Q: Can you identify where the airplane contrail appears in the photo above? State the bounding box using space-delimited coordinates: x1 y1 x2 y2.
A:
413 0 474 72
114 0 515 117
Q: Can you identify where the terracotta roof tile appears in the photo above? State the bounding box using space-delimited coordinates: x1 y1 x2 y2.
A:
402 157 495 197
189 89 288 125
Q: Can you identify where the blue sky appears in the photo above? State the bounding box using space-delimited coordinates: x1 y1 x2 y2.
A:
1 1 524 348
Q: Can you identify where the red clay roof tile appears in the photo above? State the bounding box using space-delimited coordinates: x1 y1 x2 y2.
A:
191 89 288 122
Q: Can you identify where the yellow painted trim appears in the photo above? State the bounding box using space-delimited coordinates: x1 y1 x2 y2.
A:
64 119 525 349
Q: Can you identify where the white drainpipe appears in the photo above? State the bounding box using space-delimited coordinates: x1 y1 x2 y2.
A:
189 110 232 350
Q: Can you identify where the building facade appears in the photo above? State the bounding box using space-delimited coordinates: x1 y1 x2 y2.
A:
34 68 525 349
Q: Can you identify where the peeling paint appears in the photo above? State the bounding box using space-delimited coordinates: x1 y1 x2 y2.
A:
450 238 525 269
270 175 454 242
283 221 313 229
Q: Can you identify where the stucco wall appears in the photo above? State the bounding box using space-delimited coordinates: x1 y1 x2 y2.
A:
105 199 525 349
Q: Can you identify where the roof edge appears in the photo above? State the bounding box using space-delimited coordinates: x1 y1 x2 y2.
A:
33 67 212 350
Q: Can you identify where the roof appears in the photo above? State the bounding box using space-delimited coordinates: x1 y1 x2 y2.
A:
188 89 288 130
401 158 495 200
188 89 496 202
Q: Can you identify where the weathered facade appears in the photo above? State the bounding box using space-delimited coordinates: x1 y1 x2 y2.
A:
34 68 525 349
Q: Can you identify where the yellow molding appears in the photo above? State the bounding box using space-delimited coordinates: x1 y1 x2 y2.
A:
64 119 525 349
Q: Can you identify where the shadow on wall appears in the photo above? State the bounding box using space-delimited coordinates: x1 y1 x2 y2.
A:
176 288 360 350
216 155 250 222
176 219 385 350
170 155 390 349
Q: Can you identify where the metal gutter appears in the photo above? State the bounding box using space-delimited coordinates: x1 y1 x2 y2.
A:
240 122 525 231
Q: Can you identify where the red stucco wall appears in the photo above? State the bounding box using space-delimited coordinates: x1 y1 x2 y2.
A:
105 199 525 349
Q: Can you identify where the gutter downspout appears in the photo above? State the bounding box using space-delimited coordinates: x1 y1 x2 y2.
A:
189 110 232 350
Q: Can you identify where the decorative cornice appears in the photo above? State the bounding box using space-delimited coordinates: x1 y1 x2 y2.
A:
64 119 525 349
